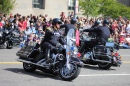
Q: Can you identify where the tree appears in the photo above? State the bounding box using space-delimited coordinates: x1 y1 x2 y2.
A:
98 0 130 19
79 0 130 19
79 0 101 18
0 0 16 14
98 0 122 18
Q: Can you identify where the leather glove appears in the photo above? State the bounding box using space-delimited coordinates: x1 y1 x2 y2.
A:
79 29 84 32
56 43 62 47
63 45 67 49
79 29 85 34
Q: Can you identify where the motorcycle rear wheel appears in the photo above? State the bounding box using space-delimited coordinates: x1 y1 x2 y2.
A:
59 62 81 81
98 63 112 70
23 63 36 72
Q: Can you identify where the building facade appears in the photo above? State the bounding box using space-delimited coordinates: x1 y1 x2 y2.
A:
12 0 130 18
118 0 130 6
12 0 75 18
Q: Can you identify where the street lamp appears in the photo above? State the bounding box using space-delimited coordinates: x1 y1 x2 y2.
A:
74 0 79 19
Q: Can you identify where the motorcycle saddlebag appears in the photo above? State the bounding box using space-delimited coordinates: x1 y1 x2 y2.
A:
93 45 109 58
16 41 40 59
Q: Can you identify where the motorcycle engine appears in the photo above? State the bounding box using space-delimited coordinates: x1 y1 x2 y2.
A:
82 52 91 61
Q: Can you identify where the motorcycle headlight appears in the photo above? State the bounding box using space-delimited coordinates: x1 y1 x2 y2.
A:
67 46 78 57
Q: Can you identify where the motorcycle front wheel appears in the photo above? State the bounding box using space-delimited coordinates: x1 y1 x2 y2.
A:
59 62 81 81
6 41 13 49
23 63 36 72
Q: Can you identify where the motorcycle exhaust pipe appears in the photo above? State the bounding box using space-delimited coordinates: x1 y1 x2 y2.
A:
94 59 111 63
16 58 36 65
16 58 47 67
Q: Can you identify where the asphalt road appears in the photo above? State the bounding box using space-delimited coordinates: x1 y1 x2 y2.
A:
0 47 130 86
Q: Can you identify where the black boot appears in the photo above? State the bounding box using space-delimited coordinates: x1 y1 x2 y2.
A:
45 48 53 64
34 52 45 62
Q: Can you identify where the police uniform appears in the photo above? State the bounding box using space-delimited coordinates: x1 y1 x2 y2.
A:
40 26 65 62
60 24 77 36
79 25 110 53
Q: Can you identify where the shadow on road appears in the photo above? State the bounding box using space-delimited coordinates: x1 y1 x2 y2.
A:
4 68 70 81
83 64 116 71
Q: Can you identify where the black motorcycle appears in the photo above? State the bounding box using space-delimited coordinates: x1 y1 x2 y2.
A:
79 31 122 70
16 29 83 81
0 29 13 49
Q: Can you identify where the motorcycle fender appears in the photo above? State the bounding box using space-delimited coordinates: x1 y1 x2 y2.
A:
70 57 84 67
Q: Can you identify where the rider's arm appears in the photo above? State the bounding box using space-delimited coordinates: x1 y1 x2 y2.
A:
59 37 66 45
60 24 65 28
83 27 100 32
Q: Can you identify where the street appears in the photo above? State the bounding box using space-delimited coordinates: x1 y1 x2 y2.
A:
0 47 130 86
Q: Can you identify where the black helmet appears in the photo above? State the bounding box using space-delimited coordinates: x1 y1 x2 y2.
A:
103 20 109 25
52 18 62 25
94 20 100 26
70 18 77 24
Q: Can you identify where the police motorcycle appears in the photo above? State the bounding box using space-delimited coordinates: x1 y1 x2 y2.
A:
0 28 13 49
16 29 83 81
79 31 122 70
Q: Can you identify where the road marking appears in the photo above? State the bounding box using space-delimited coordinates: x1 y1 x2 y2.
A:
0 62 22 64
79 74 130 77
123 61 130 63
121 55 130 56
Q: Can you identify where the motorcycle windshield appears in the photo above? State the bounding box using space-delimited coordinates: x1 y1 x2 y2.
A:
66 28 75 56
0 31 2 37
66 28 77 69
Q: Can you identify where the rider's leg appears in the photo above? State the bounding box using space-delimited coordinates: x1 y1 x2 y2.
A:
79 40 97 53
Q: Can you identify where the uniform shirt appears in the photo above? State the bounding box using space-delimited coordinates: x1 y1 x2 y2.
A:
60 24 76 36
83 26 110 41
43 27 65 46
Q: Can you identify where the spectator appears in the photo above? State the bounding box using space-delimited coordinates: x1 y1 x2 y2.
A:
29 23 36 34
22 16 27 30
125 34 130 46
18 18 23 32
119 33 125 45
0 19 3 28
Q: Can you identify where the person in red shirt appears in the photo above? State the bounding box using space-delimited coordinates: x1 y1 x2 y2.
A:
111 20 119 36
18 18 23 32
22 16 27 31
119 33 125 45
0 19 3 28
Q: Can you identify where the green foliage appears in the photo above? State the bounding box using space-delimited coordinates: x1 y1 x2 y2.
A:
79 0 101 18
98 0 127 18
0 0 16 14
79 0 130 19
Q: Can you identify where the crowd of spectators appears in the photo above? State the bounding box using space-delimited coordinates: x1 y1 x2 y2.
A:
0 12 130 48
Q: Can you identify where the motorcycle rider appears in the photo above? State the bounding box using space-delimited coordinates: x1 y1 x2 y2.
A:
60 18 77 36
88 20 101 38
40 18 66 64
79 19 110 53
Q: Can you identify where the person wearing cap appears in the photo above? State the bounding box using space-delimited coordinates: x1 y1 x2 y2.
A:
29 23 36 34
119 33 125 45
88 20 101 37
40 18 66 64
79 19 110 53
